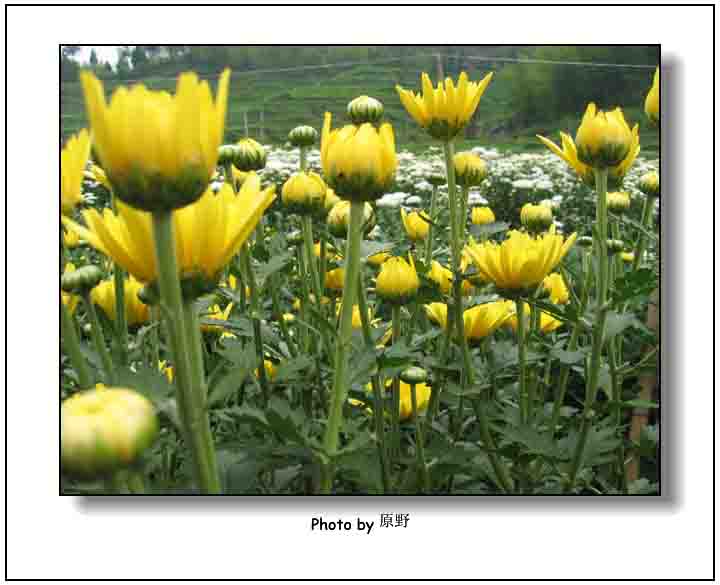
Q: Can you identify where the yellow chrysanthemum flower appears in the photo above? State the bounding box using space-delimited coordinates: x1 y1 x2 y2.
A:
376 255 420 304
542 273 569 305
463 301 513 340
63 175 275 284
61 387 157 478
367 251 391 267
88 164 113 192
471 206 495 225
401 208 430 242
80 69 230 212
61 129 91 215
91 276 150 327
505 301 563 334
464 227 577 292
321 112 397 201
606 191 631 214
396 71 493 140
520 202 554 233
327 200 375 237
453 151 488 187
281 171 327 215
537 123 640 189
424 302 449 329
574 103 634 169
645 67 659 124
324 268 346 293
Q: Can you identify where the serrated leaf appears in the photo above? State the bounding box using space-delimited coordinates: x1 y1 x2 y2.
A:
272 355 314 384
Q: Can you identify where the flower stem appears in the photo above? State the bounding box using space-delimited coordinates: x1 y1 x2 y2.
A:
566 167 610 492
112 264 128 365
424 185 439 267
242 246 270 405
410 382 430 492
515 299 528 424
319 200 364 493
391 305 402 458
356 278 390 493
82 292 115 385
301 215 331 356
60 299 93 389
151 210 221 494
460 185 470 233
632 195 655 271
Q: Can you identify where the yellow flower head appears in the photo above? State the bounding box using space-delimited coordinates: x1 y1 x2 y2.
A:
324 267 346 293
471 206 496 225
463 301 513 341
638 171 660 199
80 69 230 212
63 227 81 249
281 171 327 215
606 191 631 214
327 200 375 238
401 208 431 242
542 272 569 305
321 112 397 201
396 380 432 421
89 164 113 192
453 151 488 187
427 261 453 294
506 301 563 334
464 227 577 292
63 175 275 286
61 387 158 478
396 71 493 140
255 359 277 381
91 276 150 327
645 67 659 124
538 122 640 190
424 302 449 329
61 129 91 215
201 303 234 334
376 255 420 304
323 187 341 215
575 103 634 169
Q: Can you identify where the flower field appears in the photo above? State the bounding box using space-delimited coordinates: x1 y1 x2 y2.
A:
60 65 660 495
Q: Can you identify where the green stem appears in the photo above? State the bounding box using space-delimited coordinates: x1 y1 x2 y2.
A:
319 200 364 493
460 185 469 234
356 279 390 493
151 210 221 494
112 264 128 365
566 167 610 492
271 277 297 358
224 162 237 194
299 146 308 172
301 215 331 356
424 185 439 267
391 305 402 459
411 382 430 492
515 299 528 424
295 247 311 354
242 246 270 404
60 299 93 389
82 292 115 385
632 195 656 271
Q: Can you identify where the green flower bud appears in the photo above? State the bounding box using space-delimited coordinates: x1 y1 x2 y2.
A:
399 366 429 385
347 95 384 125
453 152 488 187
576 236 594 248
606 239 625 255
327 200 375 238
520 203 553 233
288 125 318 148
61 387 158 478
606 191 631 214
427 172 447 186
217 144 237 167
234 138 267 172
61 265 104 294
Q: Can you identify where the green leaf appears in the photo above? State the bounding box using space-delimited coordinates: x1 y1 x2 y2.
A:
551 347 588 365
272 355 314 384
468 221 509 238
603 311 641 344
208 344 257 407
621 399 659 410
253 251 294 288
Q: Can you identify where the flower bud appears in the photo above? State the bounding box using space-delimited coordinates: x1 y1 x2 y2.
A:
576 236 594 248
606 191 631 214
323 188 341 215
575 103 633 168
453 152 488 187
401 208 431 242
427 172 447 187
621 251 635 263
233 138 267 172
327 200 375 238
520 203 553 233
645 67 659 124
61 265 104 294
638 171 660 199
347 95 384 125
286 230 304 247
288 125 318 148
376 256 420 304
471 206 495 225
281 171 327 215
324 267 345 293
399 366 428 385
542 273 569 304
61 387 158 478
217 144 237 167
606 239 625 255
